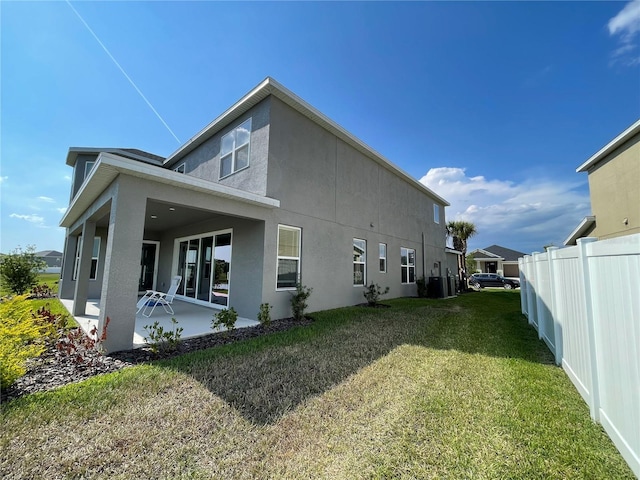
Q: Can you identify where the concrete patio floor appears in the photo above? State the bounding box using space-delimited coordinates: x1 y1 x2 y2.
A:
59 298 259 349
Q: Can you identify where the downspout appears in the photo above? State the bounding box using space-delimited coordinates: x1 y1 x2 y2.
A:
422 232 426 278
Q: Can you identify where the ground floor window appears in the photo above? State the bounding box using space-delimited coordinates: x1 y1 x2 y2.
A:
175 230 231 306
277 225 301 290
379 243 387 273
401 247 416 284
72 236 100 280
353 238 366 286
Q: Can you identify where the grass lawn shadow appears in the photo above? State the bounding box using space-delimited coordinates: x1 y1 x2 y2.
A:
160 291 555 425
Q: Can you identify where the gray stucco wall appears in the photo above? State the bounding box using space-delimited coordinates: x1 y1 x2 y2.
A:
169 98 271 196
261 96 449 319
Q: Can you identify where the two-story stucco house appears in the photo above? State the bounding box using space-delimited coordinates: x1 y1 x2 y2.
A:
565 119 640 245
59 78 451 352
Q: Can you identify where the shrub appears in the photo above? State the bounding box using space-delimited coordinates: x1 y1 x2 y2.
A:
212 307 238 333
0 246 46 295
143 318 183 355
29 284 56 299
257 303 272 326
290 283 312 321
416 276 428 298
0 296 51 388
33 304 69 333
363 283 390 306
56 318 110 366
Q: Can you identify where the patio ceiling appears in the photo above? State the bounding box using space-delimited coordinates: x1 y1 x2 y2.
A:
88 199 234 232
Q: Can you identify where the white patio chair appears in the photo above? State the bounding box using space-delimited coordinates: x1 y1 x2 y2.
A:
136 275 182 317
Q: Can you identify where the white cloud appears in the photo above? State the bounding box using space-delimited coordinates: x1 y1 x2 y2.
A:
64 175 72 181
608 0 640 66
10 213 45 225
56 207 67 214
38 196 55 203
0 176 7 183
420 167 591 254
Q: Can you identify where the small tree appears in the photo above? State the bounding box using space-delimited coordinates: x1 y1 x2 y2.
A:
0 246 46 295
290 283 312 321
363 283 389 306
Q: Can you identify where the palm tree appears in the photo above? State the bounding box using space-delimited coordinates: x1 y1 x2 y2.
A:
446 220 477 289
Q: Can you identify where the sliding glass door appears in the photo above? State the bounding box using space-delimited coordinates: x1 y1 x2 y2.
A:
175 230 232 306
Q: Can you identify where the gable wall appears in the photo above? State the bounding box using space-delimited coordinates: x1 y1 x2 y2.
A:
172 98 271 196
588 133 640 240
262 96 449 316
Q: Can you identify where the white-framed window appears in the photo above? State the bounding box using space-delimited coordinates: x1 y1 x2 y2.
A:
84 161 95 180
220 118 251 179
379 243 387 273
277 225 301 290
73 237 100 281
434 204 440 224
174 163 186 174
401 247 416 284
353 238 366 286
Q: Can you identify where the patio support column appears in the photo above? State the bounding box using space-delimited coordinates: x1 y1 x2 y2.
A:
59 232 78 300
73 221 96 315
98 178 146 353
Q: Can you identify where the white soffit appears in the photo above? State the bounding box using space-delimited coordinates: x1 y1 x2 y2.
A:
564 215 596 246
60 153 279 228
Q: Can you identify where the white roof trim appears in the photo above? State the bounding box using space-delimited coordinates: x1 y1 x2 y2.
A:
445 247 462 255
164 77 450 206
577 119 640 172
60 153 279 228
469 248 503 259
66 147 163 167
564 215 596 246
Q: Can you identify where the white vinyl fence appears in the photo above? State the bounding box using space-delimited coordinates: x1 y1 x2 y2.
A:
519 234 640 477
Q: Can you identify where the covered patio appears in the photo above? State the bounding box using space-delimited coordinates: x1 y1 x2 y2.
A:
60 298 259 350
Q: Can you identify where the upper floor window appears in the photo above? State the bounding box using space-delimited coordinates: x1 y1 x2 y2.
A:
379 243 387 273
220 118 251 179
174 163 186 174
84 161 95 181
277 225 301 290
353 238 366 286
434 204 440 224
401 247 416 284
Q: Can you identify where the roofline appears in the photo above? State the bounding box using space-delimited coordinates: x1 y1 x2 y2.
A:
66 147 164 167
563 215 596 246
576 119 640 173
164 77 450 206
60 153 280 228
469 248 503 259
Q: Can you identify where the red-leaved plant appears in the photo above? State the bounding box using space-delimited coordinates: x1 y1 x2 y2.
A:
56 317 110 367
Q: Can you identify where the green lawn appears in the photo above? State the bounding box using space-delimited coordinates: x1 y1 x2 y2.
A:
0 291 633 479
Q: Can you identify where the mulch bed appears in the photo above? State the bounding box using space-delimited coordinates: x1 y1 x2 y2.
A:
1 317 313 404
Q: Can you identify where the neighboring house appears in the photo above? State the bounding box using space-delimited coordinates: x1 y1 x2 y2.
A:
58 77 451 352
468 245 526 278
35 250 63 269
36 250 63 274
565 119 640 246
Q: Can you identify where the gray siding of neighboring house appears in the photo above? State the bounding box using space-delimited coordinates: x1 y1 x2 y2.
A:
171 98 271 196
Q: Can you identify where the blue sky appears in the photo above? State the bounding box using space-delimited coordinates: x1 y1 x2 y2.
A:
1 1 639 255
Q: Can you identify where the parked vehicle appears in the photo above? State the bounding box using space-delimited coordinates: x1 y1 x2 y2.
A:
469 273 520 290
